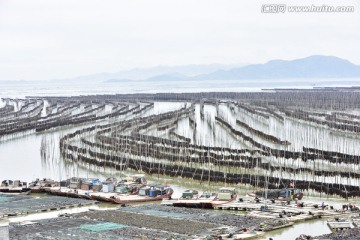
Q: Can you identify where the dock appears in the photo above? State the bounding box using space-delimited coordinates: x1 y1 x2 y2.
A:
213 200 353 222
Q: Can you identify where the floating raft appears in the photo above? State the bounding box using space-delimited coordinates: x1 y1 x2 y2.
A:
327 220 352 232
214 200 352 222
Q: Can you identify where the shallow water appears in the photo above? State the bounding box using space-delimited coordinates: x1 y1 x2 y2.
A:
1 78 360 98
259 218 332 240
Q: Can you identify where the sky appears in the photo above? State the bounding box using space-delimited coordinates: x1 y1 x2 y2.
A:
0 0 359 80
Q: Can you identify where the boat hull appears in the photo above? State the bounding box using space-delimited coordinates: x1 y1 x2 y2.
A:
247 189 304 201
91 193 172 204
173 195 237 209
45 187 172 204
46 189 92 200
0 188 31 195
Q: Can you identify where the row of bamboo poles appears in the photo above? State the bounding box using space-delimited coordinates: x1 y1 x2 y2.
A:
2 92 360 199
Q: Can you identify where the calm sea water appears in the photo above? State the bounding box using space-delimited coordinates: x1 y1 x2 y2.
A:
1 78 360 98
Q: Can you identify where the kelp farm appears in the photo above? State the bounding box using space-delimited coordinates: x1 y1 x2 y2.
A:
1 91 360 198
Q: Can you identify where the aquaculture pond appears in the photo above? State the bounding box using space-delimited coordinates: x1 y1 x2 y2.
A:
2 87 360 239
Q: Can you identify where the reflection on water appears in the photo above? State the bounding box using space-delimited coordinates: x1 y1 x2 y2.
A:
259 218 332 240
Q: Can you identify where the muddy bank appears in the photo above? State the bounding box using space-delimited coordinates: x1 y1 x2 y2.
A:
118 204 287 230
0 195 95 216
316 227 360 240
75 208 219 236
74 204 288 237
9 216 186 240
296 227 360 240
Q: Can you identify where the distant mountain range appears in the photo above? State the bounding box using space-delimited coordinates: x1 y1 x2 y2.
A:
1 55 359 84
67 64 243 83
192 55 360 80
105 55 360 83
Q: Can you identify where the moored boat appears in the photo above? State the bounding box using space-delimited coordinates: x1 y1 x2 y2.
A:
173 187 237 209
172 191 216 208
205 187 237 208
29 178 59 193
91 183 173 204
247 188 304 201
44 176 173 204
47 188 87 199
0 180 31 195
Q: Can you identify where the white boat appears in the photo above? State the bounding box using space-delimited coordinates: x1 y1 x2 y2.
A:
172 187 237 209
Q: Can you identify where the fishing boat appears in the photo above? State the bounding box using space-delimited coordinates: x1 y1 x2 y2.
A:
247 188 304 201
173 187 237 209
205 187 237 208
172 191 216 208
0 180 31 195
29 178 59 193
166 189 200 205
180 189 199 199
45 177 173 204
46 188 93 199
90 183 173 204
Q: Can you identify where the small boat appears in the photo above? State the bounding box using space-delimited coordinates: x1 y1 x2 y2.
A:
172 191 216 208
167 189 202 207
47 188 84 199
0 180 31 195
42 175 172 204
29 178 59 193
173 187 237 209
206 187 237 208
248 188 303 201
46 181 173 204
180 189 199 199
90 194 118 203
0 189 31 195
91 183 173 204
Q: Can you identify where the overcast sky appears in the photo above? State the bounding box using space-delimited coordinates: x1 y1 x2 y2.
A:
0 0 359 80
